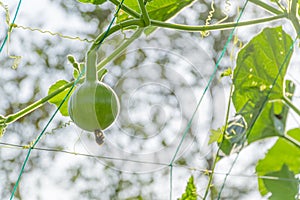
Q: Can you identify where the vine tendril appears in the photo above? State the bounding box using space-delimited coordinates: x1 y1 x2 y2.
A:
12 24 94 43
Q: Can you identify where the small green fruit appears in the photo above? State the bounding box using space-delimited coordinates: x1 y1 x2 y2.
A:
68 81 120 132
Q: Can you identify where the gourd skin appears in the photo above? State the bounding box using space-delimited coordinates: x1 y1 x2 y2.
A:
68 81 120 132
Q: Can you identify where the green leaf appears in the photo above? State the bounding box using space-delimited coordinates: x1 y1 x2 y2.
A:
178 176 197 200
256 136 300 196
232 26 293 142
77 0 106 5
73 63 84 80
287 128 300 142
263 165 299 200
209 128 222 144
219 138 233 156
247 80 295 143
48 80 75 116
233 26 293 117
117 0 195 34
247 101 284 142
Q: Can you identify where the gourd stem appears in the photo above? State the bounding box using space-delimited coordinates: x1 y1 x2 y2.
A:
86 50 97 82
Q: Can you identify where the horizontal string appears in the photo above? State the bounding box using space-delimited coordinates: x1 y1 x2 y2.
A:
1 141 298 183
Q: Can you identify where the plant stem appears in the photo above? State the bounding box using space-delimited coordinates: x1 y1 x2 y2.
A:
92 15 285 49
5 29 144 125
5 81 77 124
290 0 298 15
281 134 300 148
248 0 284 15
288 0 300 36
109 0 140 18
203 85 234 199
86 49 97 82
282 96 300 117
151 14 286 32
138 0 150 26
96 28 143 70
91 19 143 51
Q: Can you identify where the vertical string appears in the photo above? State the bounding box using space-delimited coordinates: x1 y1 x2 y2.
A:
9 1 125 199
0 0 23 53
168 1 249 199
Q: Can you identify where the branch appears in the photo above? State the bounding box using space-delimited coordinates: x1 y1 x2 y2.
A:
151 14 286 32
96 28 144 70
248 0 284 15
290 0 298 15
91 19 143 50
92 14 286 46
138 0 150 26
288 0 300 35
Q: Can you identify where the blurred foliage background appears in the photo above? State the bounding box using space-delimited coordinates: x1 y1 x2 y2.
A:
0 0 297 199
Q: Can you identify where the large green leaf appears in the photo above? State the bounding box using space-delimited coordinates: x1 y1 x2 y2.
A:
48 80 75 116
178 176 197 200
264 165 298 200
118 0 195 21
233 26 293 115
256 132 300 197
117 0 195 34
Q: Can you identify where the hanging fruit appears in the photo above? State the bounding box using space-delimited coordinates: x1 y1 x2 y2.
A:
68 50 120 144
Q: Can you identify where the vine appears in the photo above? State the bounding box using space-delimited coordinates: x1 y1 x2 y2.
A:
1 0 300 199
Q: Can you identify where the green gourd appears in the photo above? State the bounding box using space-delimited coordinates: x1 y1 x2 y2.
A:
68 50 120 144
